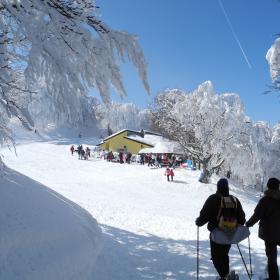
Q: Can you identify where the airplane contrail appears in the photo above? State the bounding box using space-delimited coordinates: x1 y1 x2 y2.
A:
218 0 252 69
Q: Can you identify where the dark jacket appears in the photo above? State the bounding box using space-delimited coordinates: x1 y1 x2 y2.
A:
196 192 246 232
246 189 280 242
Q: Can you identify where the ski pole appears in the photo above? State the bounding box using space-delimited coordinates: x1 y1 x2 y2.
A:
236 244 251 280
197 226 199 280
248 237 253 277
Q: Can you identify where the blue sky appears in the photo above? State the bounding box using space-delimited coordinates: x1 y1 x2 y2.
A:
99 0 280 125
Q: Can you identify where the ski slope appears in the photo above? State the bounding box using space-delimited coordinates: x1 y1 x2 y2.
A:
1 138 272 279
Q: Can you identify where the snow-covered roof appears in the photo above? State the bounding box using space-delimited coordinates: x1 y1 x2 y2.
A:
138 141 182 154
126 134 163 146
123 136 153 147
102 129 137 141
102 129 162 142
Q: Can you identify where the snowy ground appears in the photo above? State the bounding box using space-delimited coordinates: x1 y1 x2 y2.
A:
1 138 273 279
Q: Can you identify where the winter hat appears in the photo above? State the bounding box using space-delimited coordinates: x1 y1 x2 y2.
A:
267 178 280 190
217 178 229 196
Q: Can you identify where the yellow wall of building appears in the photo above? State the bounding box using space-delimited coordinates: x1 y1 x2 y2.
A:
100 131 152 154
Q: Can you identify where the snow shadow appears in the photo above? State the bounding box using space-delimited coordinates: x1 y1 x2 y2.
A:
1 167 95 220
0 167 101 279
93 224 205 280
93 225 266 280
171 179 187 184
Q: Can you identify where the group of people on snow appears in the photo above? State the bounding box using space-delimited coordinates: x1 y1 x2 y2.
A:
97 148 183 169
196 177 280 280
71 145 179 182
102 150 132 164
68 143 280 279
70 145 91 160
144 153 182 168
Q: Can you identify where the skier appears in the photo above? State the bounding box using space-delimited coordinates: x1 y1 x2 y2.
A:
156 154 162 167
246 177 280 280
126 152 132 164
164 167 174 181
140 154 145 165
107 151 113 162
77 145 82 159
119 151 124 164
148 153 154 167
81 148 85 160
85 147 91 159
70 145 75 155
195 178 246 280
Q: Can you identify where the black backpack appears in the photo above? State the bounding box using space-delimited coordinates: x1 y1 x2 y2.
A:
217 195 238 232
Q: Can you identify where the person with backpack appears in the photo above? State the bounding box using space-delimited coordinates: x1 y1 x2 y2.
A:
195 178 246 280
246 177 280 280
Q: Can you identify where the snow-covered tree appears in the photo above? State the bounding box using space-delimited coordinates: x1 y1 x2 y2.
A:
153 81 245 182
272 123 280 144
226 121 277 189
0 0 150 134
94 102 152 133
266 37 280 93
152 81 254 183
152 81 280 186
0 10 34 149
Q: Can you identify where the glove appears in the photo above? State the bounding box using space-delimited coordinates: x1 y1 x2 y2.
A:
245 221 251 227
195 218 201 227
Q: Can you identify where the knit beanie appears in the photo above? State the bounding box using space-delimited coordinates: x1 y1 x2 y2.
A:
217 178 229 196
267 178 280 190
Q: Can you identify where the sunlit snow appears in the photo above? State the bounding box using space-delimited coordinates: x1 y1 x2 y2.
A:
0 135 273 279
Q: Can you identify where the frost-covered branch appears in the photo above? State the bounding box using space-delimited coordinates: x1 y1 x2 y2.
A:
151 82 269 184
266 37 280 93
0 0 150 130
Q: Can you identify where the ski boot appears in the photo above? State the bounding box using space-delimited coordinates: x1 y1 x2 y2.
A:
227 270 239 280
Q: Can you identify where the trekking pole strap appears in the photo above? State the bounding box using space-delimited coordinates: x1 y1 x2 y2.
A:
236 244 251 280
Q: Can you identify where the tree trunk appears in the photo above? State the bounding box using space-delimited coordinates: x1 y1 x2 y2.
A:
198 161 211 183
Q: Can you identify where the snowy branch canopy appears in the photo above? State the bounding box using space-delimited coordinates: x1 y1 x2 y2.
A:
266 37 280 92
151 81 280 186
0 0 150 137
94 102 152 134
152 82 247 170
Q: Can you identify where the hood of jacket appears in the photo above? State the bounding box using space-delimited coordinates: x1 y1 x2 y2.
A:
264 189 280 201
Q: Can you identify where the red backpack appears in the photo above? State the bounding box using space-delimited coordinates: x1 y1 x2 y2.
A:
217 195 238 232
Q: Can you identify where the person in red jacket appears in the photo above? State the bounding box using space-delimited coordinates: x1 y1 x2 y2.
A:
164 167 174 181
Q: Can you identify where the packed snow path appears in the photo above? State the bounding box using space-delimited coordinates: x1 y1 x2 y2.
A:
2 140 271 279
